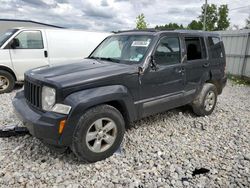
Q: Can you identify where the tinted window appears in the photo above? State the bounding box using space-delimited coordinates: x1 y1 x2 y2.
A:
208 37 223 59
154 37 180 65
185 37 207 61
14 31 43 49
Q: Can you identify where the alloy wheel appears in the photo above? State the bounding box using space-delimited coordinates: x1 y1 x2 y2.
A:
204 91 215 111
85 118 118 153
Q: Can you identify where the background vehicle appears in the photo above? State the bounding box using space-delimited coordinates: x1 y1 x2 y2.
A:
13 29 227 162
0 28 110 93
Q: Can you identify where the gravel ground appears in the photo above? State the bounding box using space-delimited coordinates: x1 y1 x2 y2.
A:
0 81 249 188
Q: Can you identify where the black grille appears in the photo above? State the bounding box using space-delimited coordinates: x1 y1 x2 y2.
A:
24 80 42 108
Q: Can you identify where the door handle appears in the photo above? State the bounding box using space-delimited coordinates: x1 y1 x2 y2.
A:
175 67 185 74
177 69 183 73
203 63 210 68
44 50 48 58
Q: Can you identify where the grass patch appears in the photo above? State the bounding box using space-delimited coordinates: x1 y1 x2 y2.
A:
227 74 250 86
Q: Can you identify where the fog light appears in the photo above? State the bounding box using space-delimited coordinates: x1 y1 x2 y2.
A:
51 104 71 115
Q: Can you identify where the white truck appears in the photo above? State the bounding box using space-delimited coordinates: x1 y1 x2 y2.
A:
0 28 110 93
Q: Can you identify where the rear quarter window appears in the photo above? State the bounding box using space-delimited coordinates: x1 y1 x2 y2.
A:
208 37 223 59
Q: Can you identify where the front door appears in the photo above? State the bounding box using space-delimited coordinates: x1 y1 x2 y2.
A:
9 30 49 80
138 35 185 117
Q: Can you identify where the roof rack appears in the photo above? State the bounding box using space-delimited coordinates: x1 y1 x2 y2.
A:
113 28 176 33
175 29 204 32
113 28 156 33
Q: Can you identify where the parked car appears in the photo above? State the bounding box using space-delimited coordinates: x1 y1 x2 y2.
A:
13 29 227 162
0 28 110 93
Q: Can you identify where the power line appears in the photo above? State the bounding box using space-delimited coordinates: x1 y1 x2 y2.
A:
230 5 250 11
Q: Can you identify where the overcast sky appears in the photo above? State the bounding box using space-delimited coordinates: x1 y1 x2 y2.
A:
0 0 249 31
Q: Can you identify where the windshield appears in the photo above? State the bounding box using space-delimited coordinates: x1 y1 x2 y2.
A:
0 29 18 47
90 35 153 63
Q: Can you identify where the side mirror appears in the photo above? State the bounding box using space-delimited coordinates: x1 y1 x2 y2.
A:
138 55 158 75
11 38 20 49
150 55 158 71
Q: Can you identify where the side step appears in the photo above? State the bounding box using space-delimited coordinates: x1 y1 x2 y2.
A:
0 125 30 138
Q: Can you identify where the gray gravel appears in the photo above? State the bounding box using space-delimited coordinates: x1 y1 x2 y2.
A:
0 81 250 188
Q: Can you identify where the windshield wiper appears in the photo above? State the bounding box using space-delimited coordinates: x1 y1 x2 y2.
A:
99 57 120 63
88 56 102 63
89 56 120 63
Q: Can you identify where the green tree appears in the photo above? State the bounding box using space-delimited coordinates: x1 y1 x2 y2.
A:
246 15 250 29
198 4 230 31
187 20 203 30
155 23 184 30
199 4 218 31
217 5 230 30
136 13 147 30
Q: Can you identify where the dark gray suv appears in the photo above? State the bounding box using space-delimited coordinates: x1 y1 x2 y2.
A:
13 30 227 162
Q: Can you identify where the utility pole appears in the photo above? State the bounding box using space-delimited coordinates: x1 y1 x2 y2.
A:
203 0 208 31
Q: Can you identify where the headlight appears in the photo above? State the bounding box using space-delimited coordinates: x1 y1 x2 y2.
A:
42 86 56 111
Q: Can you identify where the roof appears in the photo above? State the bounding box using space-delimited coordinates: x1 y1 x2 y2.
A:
0 18 63 28
114 28 219 36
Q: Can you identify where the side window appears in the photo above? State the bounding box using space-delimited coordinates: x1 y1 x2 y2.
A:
154 37 180 65
14 31 44 49
185 37 207 61
208 37 223 59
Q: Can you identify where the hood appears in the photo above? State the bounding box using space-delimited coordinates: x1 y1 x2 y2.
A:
26 59 136 88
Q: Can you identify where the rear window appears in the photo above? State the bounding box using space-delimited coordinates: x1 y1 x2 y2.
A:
185 37 207 61
208 37 223 59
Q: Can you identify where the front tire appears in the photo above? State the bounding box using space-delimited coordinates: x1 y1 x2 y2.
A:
71 105 125 163
0 70 15 94
192 83 218 116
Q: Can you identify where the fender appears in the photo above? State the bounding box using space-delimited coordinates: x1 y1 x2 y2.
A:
210 69 223 80
59 85 137 146
209 69 225 94
194 71 210 95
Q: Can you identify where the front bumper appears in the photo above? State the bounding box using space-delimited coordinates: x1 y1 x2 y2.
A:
13 91 67 146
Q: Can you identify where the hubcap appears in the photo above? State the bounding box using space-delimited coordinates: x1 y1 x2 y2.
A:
0 76 9 91
204 91 215 111
86 118 117 153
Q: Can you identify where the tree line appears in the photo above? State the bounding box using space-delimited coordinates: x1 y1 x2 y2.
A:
136 4 250 31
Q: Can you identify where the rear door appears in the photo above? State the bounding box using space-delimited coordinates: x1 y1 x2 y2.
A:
182 35 209 94
207 36 226 78
9 30 49 80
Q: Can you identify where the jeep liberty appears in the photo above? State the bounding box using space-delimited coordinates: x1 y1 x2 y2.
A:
13 30 227 162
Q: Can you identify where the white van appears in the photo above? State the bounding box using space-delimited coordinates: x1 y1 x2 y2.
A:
0 28 110 93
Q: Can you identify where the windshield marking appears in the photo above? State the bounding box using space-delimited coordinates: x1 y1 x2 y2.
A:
131 40 150 47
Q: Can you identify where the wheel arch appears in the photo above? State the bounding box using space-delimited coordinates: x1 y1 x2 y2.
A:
205 71 222 94
0 65 17 81
106 100 133 129
59 85 137 146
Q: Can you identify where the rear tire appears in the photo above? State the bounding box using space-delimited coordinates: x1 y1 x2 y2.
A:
71 105 125 163
0 70 15 94
192 83 218 116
